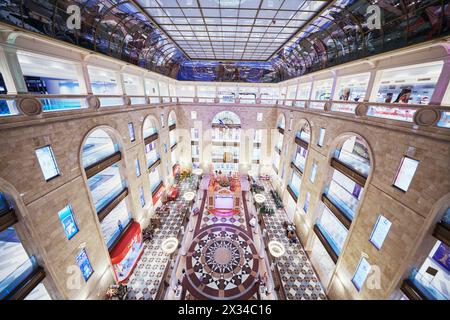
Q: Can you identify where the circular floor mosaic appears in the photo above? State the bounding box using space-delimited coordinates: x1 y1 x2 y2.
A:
185 224 259 300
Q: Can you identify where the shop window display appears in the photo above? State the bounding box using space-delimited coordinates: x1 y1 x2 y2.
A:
374 62 443 105
110 221 144 283
335 73 370 102
88 66 119 95
312 79 333 100
297 82 312 100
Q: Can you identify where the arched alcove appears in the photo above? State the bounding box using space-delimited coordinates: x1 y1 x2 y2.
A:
286 120 312 221
211 111 241 173
81 128 131 249
142 115 164 206
311 133 373 288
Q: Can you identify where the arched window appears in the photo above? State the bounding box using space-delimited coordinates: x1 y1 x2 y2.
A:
211 111 241 173
273 114 286 174
212 111 241 126
82 129 131 249
168 111 180 176
142 117 164 205
0 192 50 300
315 136 371 262
288 122 311 200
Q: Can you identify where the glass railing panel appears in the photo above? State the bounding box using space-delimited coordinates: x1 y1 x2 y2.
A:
143 127 157 139
315 223 342 258
309 101 325 110
82 140 119 168
285 100 294 106
334 149 370 177
294 101 306 108
130 97 146 105
40 97 85 111
146 152 160 169
288 183 300 197
87 164 126 212
100 199 131 248
324 181 359 221
293 157 306 173
331 102 357 114
437 111 450 128
240 98 256 104
317 207 348 255
24 282 51 300
149 97 160 104
150 179 163 194
0 99 19 116
296 131 310 144
199 98 215 103
367 105 416 122
0 256 38 300
99 97 124 107
178 97 194 103
162 97 171 103
408 268 448 300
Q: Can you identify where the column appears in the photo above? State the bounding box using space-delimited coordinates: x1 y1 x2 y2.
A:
364 67 380 102
430 57 450 105
75 62 93 95
329 71 338 101
0 46 27 94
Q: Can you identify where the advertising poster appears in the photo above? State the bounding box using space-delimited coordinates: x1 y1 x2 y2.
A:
370 215 392 250
432 243 450 272
352 257 372 291
76 249 93 282
58 205 78 240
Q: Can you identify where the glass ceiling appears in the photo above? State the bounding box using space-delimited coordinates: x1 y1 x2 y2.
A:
0 0 449 83
137 0 328 61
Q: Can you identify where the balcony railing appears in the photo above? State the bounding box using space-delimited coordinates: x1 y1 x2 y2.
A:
0 94 448 132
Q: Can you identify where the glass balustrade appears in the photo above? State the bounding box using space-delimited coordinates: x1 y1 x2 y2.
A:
334 149 370 177
40 97 85 111
0 99 19 116
100 199 131 248
87 164 126 212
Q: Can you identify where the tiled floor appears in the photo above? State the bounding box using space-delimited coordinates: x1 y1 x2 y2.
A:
184 224 259 300
256 180 327 300
125 176 198 300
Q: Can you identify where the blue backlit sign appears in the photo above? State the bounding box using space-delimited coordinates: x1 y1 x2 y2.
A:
58 205 78 240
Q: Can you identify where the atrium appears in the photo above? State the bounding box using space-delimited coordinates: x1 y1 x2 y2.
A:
0 0 449 302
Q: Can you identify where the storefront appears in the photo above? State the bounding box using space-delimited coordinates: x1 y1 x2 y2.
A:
109 221 144 283
152 182 165 206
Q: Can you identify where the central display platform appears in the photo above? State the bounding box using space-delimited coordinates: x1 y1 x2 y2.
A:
184 224 259 300
206 171 241 216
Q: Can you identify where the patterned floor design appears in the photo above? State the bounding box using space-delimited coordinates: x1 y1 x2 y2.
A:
184 224 259 300
200 211 247 230
125 176 198 300
256 180 327 300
